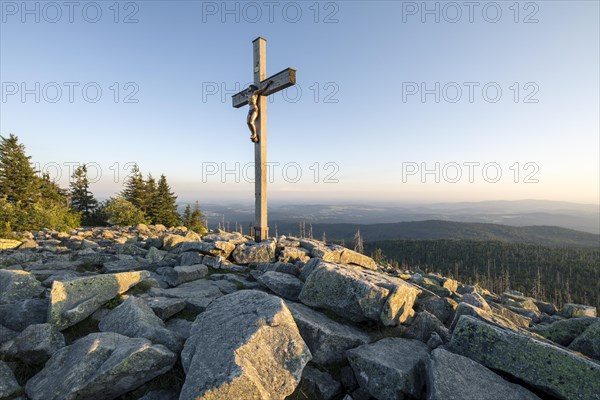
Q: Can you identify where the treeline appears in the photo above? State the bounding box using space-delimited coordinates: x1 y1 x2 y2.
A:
365 239 600 310
0 134 206 237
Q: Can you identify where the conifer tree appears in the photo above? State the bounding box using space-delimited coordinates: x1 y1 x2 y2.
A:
39 172 68 205
121 165 145 210
182 204 192 226
144 174 158 222
354 229 364 254
152 174 180 227
188 201 207 234
70 164 98 224
0 134 38 203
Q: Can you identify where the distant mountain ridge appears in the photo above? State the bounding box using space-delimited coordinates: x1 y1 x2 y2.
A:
270 220 600 248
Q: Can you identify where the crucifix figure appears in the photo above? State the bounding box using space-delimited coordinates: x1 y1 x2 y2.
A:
232 37 297 242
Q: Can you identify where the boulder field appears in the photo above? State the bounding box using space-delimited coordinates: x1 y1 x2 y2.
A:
0 225 598 400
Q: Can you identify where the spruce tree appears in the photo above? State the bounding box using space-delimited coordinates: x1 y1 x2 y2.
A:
153 174 180 227
39 172 68 205
121 165 145 210
144 174 158 223
188 201 207 234
70 164 98 224
0 134 38 203
353 229 364 254
182 204 192 226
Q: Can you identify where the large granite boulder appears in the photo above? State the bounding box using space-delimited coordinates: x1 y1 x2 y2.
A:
0 360 21 399
569 320 600 360
257 271 303 301
25 332 176 400
287 366 342 400
162 264 208 287
561 303 597 318
0 298 48 331
4 323 65 364
0 269 44 304
48 271 150 330
347 338 430 400
450 315 600 400
530 316 597 346
286 302 371 365
180 290 311 400
149 279 224 313
232 240 277 264
99 296 182 353
427 348 540 400
299 260 420 326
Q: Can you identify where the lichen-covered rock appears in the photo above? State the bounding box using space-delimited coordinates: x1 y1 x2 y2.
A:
0 360 21 398
144 296 186 320
415 295 457 325
459 293 491 312
0 238 21 250
0 269 44 304
232 240 277 264
162 264 208 287
530 316 597 346
347 338 430 400
25 332 176 400
402 311 450 344
450 315 600 400
48 271 150 330
4 323 65 364
180 290 311 400
149 279 224 313
299 260 420 326
0 298 48 331
182 241 236 258
257 271 303 301
287 366 342 400
279 246 310 264
99 296 182 353
450 302 519 332
202 230 247 245
569 320 600 360
286 302 371 364
561 303 597 318
427 348 541 400
339 248 378 270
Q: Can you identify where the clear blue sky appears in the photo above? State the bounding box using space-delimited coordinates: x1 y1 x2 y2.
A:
1 1 598 204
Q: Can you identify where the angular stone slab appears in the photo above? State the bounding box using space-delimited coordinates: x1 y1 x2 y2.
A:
0 298 48 331
0 360 21 399
0 269 44 304
427 348 540 400
347 338 430 400
231 241 277 264
299 260 420 326
449 315 600 400
287 302 371 365
257 271 303 301
99 296 182 353
569 320 600 360
149 279 223 313
180 290 311 400
25 332 176 400
48 271 150 330
4 323 65 364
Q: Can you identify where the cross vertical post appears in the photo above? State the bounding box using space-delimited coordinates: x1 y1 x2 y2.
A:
232 37 296 243
253 37 268 242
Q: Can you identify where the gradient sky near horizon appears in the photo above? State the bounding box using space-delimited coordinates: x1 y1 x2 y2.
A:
0 0 598 205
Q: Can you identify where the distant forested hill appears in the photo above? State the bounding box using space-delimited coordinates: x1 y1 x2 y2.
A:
272 220 599 248
364 239 600 310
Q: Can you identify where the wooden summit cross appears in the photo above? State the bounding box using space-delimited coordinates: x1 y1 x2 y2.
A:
232 37 296 242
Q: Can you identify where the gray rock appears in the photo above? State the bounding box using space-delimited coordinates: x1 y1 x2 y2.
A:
459 293 491 312
138 389 179 400
177 252 205 266
415 296 457 325
339 248 378 270
403 311 450 344
561 303 597 318
4 323 65 364
210 279 240 294
149 279 224 313
450 302 520 332
450 315 600 400
180 290 311 400
299 257 323 281
288 366 342 400
569 320 600 360
183 241 236 258
427 347 540 400
231 240 277 264
534 299 557 316
287 302 371 365
347 338 430 400
145 246 167 262
0 269 44 304
0 324 19 345
166 318 193 340
279 246 311 264
202 230 247 245
530 316 597 346
48 271 150 330
489 303 532 328
427 332 444 349
256 261 300 276
163 264 208 287
103 257 151 273
299 260 420 326
144 297 186 320
0 299 48 331
25 332 176 400
99 296 182 353
0 360 21 399
257 271 303 300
